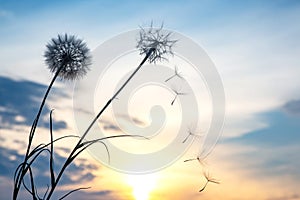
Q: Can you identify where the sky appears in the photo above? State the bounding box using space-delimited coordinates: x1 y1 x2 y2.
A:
1 0 300 200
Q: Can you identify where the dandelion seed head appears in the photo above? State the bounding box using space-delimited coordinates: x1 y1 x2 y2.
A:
44 34 91 80
136 24 177 63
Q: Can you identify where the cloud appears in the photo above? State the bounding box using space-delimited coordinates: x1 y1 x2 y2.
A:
186 2 300 139
102 124 121 132
0 144 100 196
98 119 121 132
222 109 300 180
99 114 146 133
226 110 300 147
52 189 114 200
117 114 145 126
282 99 300 116
0 146 23 175
1 1 299 142
267 194 300 200
0 76 67 130
0 175 113 200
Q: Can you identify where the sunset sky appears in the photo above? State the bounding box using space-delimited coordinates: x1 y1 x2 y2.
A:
1 1 300 200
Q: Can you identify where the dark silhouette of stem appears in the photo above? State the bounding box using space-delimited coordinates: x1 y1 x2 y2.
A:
45 48 155 200
49 110 55 188
59 187 91 200
80 47 155 143
13 68 62 200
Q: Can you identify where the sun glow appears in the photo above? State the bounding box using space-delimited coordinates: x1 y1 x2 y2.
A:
126 174 158 200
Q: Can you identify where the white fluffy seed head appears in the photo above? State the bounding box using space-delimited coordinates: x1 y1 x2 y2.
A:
44 34 92 80
136 24 177 64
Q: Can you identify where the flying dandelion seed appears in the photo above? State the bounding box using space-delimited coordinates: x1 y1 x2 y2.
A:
184 153 207 166
44 34 92 80
199 170 220 192
184 155 202 164
136 23 177 64
182 127 203 143
170 87 187 105
165 65 184 82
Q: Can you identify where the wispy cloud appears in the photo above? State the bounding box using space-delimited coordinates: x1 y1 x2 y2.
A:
1 1 300 199
221 107 300 188
0 76 67 130
98 114 146 133
266 194 300 200
0 144 100 199
56 190 114 200
194 4 300 139
282 99 300 116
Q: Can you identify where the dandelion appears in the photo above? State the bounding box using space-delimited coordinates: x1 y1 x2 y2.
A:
137 23 177 63
44 24 176 199
13 34 91 200
13 24 181 200
78 23 178 143
44 34 91 80
199 170 220 192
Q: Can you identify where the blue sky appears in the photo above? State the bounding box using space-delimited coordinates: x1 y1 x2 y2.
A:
1 0 300 199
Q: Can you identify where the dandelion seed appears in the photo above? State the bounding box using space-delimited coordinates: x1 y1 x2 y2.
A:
184 157 199 162
44 34 91 80
199 170 220 192
182 127 203 143
170 86 187 106
184 153 207 166
184 155 202 164
136 23 177 64
165 65 184 82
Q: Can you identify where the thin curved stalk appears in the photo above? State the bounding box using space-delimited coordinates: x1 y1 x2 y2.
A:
49 110 55 188
14 134 80 194
78 47 155 145
45 48 155 200
13 67 62 200
59 187 91 200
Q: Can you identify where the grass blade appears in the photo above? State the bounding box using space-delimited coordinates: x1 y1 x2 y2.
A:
59 187 91 200
49 110 55 188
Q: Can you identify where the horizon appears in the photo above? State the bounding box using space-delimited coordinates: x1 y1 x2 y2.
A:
1 1 300 199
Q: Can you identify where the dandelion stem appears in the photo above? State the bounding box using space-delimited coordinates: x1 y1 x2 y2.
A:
80 47 155 143
13 67 62 200
45 48 155 200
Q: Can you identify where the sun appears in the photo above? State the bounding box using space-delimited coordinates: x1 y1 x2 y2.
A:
126 174 158 200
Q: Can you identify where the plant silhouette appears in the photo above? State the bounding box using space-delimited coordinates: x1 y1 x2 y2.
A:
13 24 179 200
